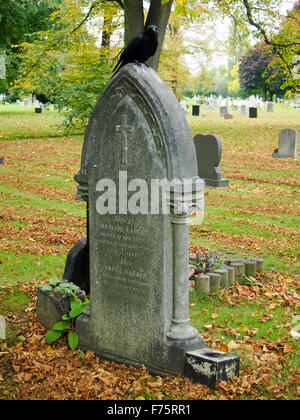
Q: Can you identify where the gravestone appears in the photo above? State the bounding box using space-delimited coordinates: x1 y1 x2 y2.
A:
194 134 229 188
241 104 247 115
220 106 228 117
72 63 238 387
73 63 221 382
192 105 200 116
267 102 274 112
210 99 217 110
0 157 4 165
249 107 257 118
272 129 298 158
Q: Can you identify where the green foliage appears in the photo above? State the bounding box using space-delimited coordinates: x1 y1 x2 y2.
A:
16 0 117 129
0 0 62 89
37 276 80 296
42 280 90 350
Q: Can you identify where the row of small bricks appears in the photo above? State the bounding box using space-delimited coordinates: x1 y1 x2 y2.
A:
190 257 265 293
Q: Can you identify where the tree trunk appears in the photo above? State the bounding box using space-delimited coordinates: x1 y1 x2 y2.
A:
123 0 173 71
123 0 144 46
146 0 173 71
100 13 114 57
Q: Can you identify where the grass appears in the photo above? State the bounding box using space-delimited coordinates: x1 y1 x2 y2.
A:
0 104 81 140
0 102 299 400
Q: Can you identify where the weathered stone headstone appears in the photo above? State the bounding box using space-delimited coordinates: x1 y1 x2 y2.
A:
241 105 247 115
267 102 274 112
210 99 217 110
194 134 229 188
249 107 257 118
72 63 239 384
192 105 200 116
220 106 228 117
272 129 298 159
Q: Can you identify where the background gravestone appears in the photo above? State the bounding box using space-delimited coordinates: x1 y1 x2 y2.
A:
249 107 257 118
267 102 274 112
220 106 228 117
194 133 229 188
74 63 211 378
272 129 298 158
241 105 247 115
192 105 200 116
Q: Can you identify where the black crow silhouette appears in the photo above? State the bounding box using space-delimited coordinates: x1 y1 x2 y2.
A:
112 25 158 76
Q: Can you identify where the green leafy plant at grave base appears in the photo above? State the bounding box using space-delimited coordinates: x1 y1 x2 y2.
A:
242 275 263 288
37 276 80 296
45 293 89 350
190 251 223 275
37 277 89 350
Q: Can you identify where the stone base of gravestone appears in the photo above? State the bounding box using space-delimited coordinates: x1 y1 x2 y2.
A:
184 348 239 389
37 285 86 330
63 237 90 294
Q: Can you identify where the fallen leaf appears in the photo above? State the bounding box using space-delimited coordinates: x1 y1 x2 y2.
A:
227 340 239 350
211 313 218 320
283 343 294 353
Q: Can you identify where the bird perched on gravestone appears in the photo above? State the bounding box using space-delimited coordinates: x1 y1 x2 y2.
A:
112 25 158 76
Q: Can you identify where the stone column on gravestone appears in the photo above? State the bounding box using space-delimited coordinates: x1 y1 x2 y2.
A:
167 177 205 341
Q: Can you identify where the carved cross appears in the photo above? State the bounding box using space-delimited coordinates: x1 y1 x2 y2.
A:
114 115 134 166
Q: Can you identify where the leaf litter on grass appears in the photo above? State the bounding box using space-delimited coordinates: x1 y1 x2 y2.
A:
0 279 299 400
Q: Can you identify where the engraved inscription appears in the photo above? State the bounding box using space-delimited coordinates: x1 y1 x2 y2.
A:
96 216 153 307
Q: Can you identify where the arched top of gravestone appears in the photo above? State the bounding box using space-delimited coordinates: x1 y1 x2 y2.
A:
193 134 222 168
75 63 198 200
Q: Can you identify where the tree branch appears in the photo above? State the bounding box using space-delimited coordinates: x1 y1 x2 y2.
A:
242 0 300 48
106 0 124 9
22 2 97 78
